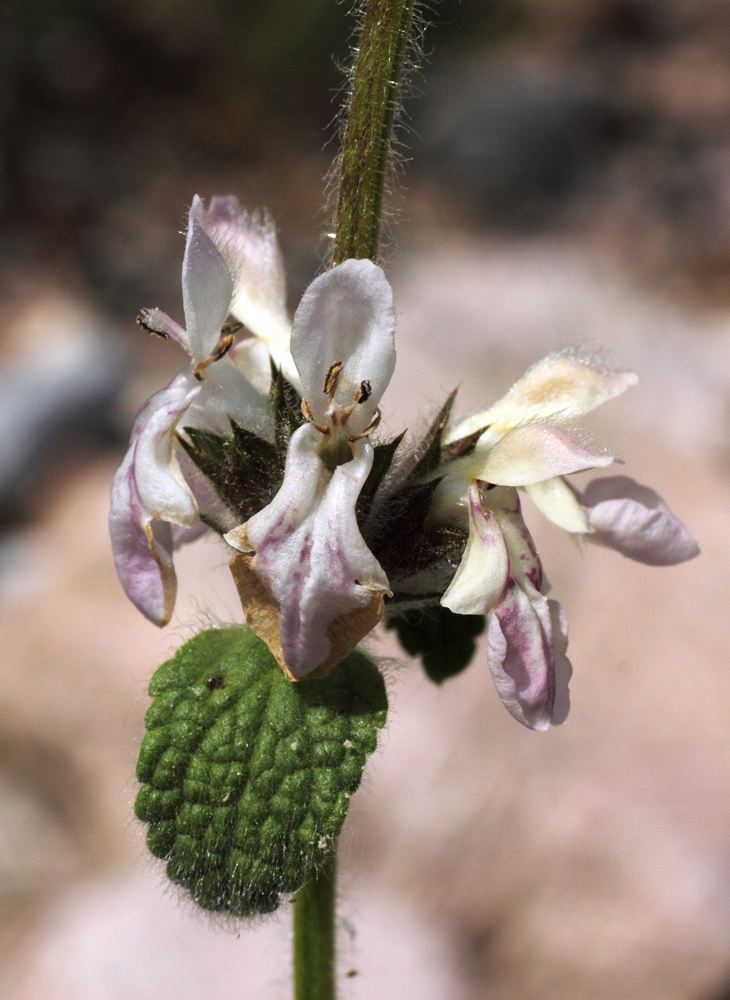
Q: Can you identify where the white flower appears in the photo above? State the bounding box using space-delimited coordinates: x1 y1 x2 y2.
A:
109 196 292 626
435 354 698 729
225 260 395 680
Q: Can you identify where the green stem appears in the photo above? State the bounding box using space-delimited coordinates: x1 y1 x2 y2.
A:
293 849 337 1000
291 2 419 995
332 0 418 265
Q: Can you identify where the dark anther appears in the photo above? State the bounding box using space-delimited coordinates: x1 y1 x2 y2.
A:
136 309 168 338
324 361 344 394
221 320 244 336
206 675 225 690
211 332 234 362
358 380 372 404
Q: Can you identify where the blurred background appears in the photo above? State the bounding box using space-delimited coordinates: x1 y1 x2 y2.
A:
1 0 729 997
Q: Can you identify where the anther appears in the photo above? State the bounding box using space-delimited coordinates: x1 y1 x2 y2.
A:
221 320 244 336
324 361 344 396
357 380 372 404
192 332 235 378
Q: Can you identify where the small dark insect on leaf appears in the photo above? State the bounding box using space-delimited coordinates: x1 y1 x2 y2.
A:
206 675 225 690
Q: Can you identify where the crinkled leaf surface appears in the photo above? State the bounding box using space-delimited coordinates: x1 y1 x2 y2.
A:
136 628 387 916
386 604 485 683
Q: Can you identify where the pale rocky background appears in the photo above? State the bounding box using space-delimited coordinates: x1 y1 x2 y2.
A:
2 0 730 997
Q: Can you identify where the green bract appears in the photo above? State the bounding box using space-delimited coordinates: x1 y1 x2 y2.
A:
136 628 387 916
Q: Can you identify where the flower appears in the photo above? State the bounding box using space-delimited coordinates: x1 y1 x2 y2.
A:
225 260 395 680
433 354 699 730
111 198 699 728
109 196 292 626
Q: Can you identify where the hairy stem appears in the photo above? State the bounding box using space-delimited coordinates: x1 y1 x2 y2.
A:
293 850 337 1000
332 0 418 264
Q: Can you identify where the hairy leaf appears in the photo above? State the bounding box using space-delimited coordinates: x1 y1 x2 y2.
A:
136 628 387 917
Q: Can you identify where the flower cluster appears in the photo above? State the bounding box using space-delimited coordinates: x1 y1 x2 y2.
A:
111 197 699 730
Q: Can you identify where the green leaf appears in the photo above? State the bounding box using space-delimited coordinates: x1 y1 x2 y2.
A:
385 605 485 683
136 628 387 917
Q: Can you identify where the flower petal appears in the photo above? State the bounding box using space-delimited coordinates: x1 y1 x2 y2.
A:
132 372 201 526
525 477 591 533
484 485 545 592
291 259 395 436
441 482 509 614
487 584 572 730
579 475 700 565
227 424 390 678
203 197 298 386
446 355 638 445
229 336 276 394
109 446 176 627
182 195 235 364
191 358 274 441
474 423 614 486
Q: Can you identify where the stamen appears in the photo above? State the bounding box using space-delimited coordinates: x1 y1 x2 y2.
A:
221 320 244 336
193 332 235 378
340 381 373 427
324 361 344 396
349 409 381 441
302 398 330 435
136 309 169 339
357 380 372 404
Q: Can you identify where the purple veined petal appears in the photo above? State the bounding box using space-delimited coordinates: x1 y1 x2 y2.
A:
486 584 572 730
442 481 510 614
525 477 591 533
202 197 298 386
291 260 396 436
227 424 391 678
138 307 190 353
445 354 638 445
109 444 177 627
483 485 545 593
476 423 614 486
192 358 274 441
131 371 202 526
579 475 700 565
182 195 235 364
